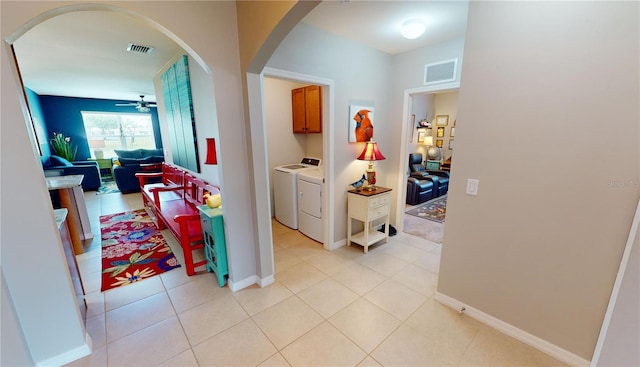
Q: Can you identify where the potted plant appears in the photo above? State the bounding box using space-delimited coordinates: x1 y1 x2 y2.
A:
50 132 77 162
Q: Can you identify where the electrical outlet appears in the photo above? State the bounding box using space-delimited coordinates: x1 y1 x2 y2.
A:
466 179 479 196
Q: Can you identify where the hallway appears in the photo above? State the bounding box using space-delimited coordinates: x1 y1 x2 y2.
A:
67 191 567 366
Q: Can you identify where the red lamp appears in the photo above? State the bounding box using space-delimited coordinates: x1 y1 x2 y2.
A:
357 138 386 191
204 138 217 165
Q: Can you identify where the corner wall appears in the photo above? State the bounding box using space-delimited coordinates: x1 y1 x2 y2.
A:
438 1 639 361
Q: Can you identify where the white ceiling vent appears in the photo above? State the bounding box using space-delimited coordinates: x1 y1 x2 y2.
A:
424 58 458 85
127 42 154 54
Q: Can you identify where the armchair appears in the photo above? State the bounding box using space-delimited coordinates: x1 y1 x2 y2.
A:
41 155 102 191
408 153 450 198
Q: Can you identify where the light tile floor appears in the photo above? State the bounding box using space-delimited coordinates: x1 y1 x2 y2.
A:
66 191 569 367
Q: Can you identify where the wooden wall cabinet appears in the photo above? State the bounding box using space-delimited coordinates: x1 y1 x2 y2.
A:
292 85 322 133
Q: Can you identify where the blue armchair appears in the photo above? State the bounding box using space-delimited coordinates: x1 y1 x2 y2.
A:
41 155 102 191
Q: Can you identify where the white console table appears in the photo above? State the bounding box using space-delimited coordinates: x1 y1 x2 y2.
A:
47 175 92 254
347 187 391 253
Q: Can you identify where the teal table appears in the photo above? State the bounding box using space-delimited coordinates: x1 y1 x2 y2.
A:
197 205 228 287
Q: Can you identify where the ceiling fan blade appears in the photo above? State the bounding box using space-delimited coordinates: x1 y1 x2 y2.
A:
115 103 137 106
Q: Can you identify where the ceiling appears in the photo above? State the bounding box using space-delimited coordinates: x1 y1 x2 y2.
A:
12 1 468 103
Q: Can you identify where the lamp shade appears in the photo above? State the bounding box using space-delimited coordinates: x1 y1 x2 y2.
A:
423 136 434 146
357 139 386 161
204 138 217 165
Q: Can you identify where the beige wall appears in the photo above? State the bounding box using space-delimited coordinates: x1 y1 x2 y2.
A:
236 1 296 71
433 92 457 161
439 1 639 360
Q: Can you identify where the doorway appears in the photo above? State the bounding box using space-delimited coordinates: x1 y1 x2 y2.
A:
394 82 460 239
261 67 335 252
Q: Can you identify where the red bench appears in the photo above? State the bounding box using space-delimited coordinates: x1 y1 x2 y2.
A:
136 163 221 276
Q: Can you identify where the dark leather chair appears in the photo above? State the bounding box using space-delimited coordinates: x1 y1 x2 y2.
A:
408 153 450 197
407 177 435 205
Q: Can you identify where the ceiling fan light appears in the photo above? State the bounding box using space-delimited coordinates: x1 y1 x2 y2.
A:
401 19 426 40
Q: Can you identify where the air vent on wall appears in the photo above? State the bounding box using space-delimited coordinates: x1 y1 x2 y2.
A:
424 58 458 85
127 42 154 54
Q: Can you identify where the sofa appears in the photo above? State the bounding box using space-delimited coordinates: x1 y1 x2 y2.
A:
41 155 102 191
112 148 165 193
406 153 450 205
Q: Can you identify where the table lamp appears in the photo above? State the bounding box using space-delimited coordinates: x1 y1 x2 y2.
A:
357 138 386 191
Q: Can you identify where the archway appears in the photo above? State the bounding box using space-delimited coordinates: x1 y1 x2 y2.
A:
1 4 220 364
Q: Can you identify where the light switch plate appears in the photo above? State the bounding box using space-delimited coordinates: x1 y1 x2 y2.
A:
466 179 479 196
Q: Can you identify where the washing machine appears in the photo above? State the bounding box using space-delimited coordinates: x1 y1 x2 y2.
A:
273 157 321 229
297 168 324 243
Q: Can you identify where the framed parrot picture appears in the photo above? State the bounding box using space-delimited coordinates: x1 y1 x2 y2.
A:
349 105 375 143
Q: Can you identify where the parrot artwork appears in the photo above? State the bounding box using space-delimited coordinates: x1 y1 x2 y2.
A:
353 109 374 142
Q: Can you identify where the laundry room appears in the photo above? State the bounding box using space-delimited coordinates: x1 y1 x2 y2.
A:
264 76 325 243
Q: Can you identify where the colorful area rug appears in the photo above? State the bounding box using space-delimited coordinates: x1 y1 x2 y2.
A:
100 209 180 292
405 195 447 223
97 180 120 195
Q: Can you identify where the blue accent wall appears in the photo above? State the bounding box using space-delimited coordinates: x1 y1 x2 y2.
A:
38 95 162 160
24 88 50 156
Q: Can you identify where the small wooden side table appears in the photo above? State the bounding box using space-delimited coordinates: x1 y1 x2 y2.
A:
89 158 113 180
347 186 392 253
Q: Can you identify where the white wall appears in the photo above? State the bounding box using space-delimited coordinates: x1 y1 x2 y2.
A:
438 1 639 362
267 23 393 244
389 37 466 224
1 275 35 366
2 9 89 362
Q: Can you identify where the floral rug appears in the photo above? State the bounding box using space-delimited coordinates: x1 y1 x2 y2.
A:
405 195 447 223
100 209 180 292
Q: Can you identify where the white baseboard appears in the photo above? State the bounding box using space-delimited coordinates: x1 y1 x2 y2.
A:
434 292 591 367
228 275 256 292
36 333 92 367
228 274 275 292
329 239 347 251
258 275 274 288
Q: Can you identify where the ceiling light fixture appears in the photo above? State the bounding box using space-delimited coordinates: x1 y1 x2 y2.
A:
401 19 426 40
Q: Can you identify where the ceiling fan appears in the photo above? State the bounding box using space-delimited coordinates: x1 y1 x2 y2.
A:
115 95 157 112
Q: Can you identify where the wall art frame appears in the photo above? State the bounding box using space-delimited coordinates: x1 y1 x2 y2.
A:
435 115 449 126
349 105 375 143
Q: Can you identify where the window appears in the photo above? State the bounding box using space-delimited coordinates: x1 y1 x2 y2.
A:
81 112 156 158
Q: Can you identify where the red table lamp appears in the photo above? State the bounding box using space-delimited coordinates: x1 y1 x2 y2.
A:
357 138 386 191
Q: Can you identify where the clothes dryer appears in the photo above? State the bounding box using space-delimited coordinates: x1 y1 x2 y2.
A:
297 168 324 243
273 158 321 229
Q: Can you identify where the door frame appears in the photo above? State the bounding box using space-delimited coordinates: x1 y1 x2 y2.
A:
394 81 460 232
253 67 335 252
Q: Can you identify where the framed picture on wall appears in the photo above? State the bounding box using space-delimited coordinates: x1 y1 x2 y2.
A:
449 139 454 149
435 115 449 126
417 130 426 143
436 139 443 148
436 127 445 137
450 127 456 137
349 105 374 143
